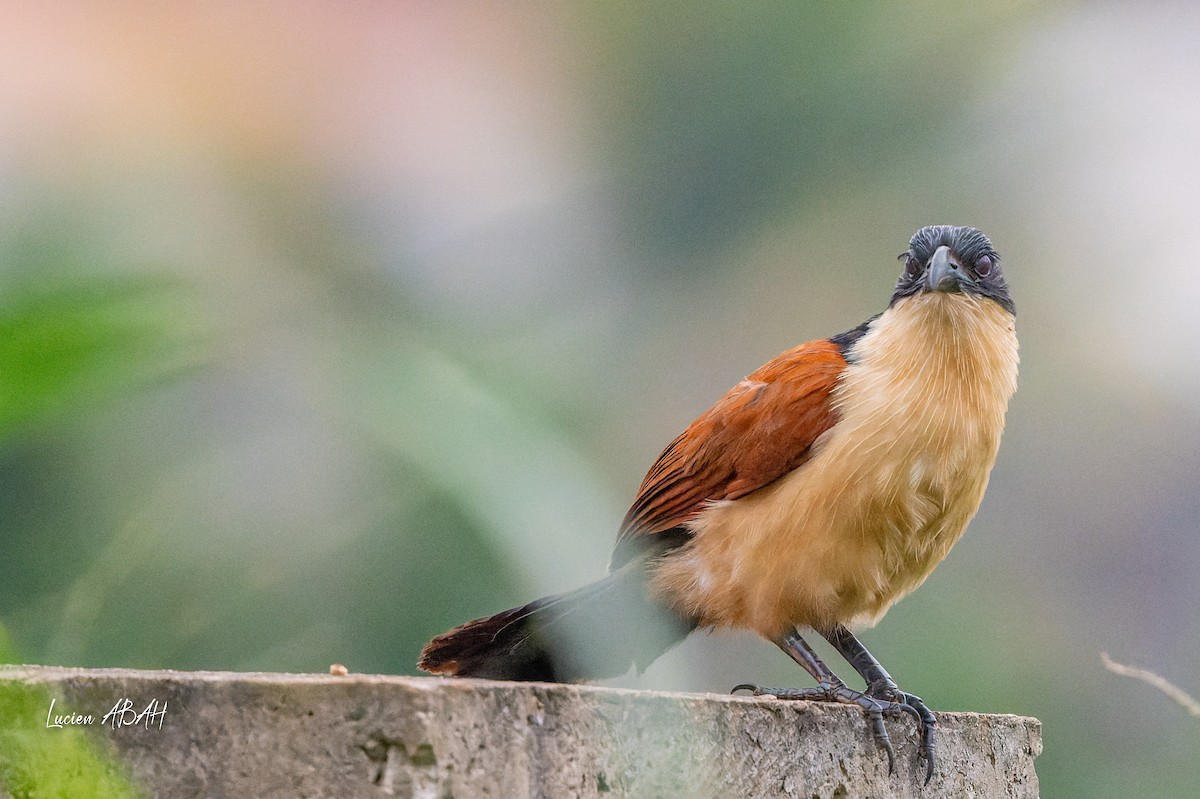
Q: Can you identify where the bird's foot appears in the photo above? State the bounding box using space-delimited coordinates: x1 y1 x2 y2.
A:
732 681 936 782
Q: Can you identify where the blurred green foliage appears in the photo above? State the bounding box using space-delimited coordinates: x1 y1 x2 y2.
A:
0 280 199 438
0 262 191 797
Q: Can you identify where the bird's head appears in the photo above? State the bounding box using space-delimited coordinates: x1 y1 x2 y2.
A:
890 225 1014 315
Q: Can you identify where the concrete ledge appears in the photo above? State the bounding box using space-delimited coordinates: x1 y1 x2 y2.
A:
1 666 1040 798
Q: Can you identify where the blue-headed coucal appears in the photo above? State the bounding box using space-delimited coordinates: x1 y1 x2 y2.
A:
419 225 1018 781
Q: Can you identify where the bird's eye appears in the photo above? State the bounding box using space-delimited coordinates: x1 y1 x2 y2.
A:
975 254 993 277
904 255 921 278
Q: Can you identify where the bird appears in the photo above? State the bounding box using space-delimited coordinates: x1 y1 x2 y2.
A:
419 224 1019 782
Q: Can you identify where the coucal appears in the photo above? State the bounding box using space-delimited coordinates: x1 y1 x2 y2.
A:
419 225 1018 781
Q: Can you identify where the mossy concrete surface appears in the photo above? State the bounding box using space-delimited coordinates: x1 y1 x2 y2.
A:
0 666 1040 798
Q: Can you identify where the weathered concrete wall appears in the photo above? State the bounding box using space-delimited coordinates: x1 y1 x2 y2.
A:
1 666 1040 798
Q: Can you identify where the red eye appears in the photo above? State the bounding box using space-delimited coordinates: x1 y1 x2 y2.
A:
975 255 993 277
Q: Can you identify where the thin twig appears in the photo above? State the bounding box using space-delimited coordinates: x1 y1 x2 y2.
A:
1101 652 1200 718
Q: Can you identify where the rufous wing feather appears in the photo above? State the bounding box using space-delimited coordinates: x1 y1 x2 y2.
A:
611 339 847 568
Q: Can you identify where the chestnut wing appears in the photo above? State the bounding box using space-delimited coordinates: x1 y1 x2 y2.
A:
611 339 847 569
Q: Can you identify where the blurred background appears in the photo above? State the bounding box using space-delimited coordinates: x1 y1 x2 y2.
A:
0 1 1197 795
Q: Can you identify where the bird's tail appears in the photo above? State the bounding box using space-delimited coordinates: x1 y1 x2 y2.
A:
418 559 695 682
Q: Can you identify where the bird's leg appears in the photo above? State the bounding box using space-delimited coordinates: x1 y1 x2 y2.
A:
822 625 937 783
731 629 903 774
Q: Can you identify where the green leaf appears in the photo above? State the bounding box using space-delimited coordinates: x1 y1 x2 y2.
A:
0 279 204 441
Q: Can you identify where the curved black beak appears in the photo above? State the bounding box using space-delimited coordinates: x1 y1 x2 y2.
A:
925 245 966 293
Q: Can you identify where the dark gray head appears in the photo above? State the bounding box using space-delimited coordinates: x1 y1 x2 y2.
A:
890 225 1014 315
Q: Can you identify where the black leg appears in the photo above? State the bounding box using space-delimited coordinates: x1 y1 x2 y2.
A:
732 629 905 774
822 625 937 783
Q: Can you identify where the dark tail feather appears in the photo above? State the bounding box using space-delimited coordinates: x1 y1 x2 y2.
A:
418 560 695 682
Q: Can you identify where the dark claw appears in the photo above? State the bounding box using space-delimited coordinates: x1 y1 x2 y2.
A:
860 701 895 773
896 691 937 784
829 683 895 773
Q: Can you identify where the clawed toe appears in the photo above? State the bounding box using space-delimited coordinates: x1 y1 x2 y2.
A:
892 691 937 784
865 687 937 783
731 684 828 700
